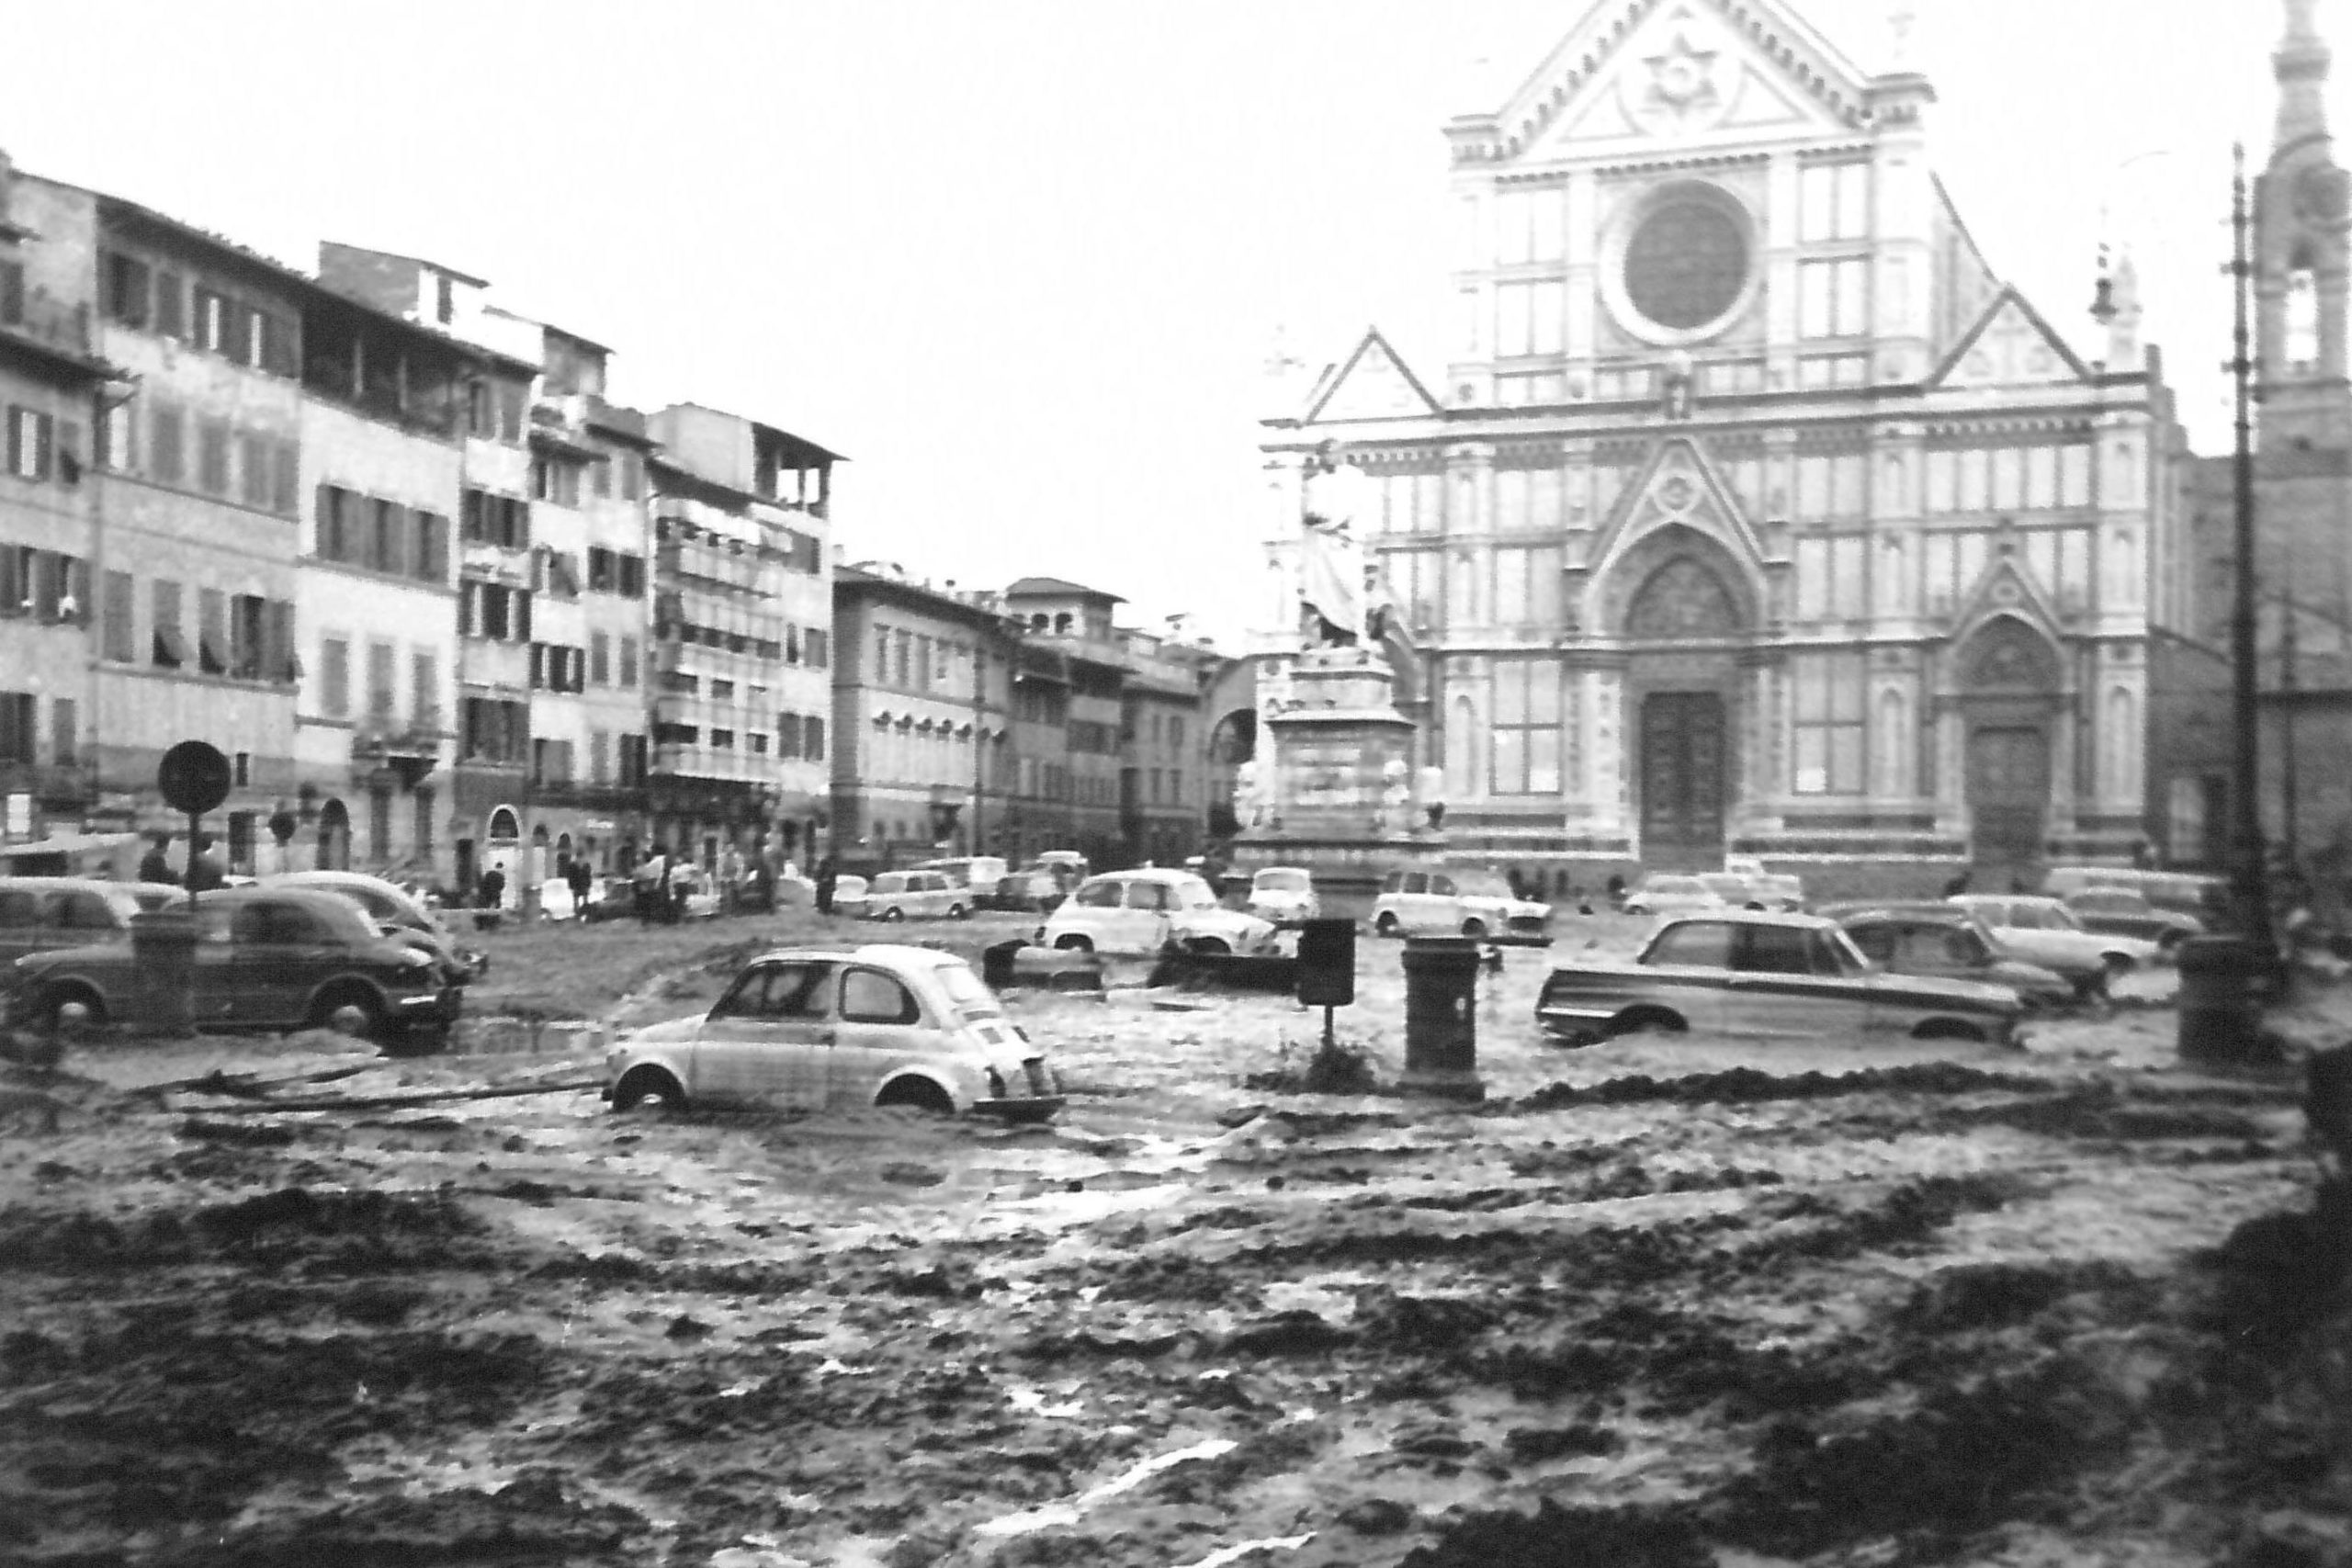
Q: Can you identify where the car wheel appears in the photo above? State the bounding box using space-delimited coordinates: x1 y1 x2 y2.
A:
880 906 905 922
1185 937 1231 955
1374 912 1401 938
610 1066 684 1111
949 903 968 920
1054 934 1094 953
875 1077 956 1116
1606 1007 1687 1040
35 984 105 1032
1461 919 1488 940
307 985 387 1042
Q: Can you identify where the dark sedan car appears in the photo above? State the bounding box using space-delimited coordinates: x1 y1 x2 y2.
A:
1 887 461 1051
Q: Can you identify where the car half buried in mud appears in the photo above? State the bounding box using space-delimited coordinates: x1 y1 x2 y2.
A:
1039 870 1276 956
0 886 462 1048
1536 909 2021 1048
604 943 1064 1121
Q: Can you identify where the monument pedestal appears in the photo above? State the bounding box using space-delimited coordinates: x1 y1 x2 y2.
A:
1231 648 1442 912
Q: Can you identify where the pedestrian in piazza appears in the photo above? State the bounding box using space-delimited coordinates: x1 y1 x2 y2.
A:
476 863 506 912
815 857 838 917
138 834 176 886
633 846 667 924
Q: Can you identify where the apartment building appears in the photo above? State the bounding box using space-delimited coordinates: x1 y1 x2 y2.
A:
830 564 1015 869
1115 628 1216 867
646 404 838 871
999 578 1128 866
0 155 108 841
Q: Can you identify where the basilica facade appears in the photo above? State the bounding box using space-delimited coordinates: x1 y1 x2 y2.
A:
1256 0 2188 878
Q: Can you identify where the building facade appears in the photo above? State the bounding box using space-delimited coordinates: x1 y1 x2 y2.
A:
830 564 1015 870
646 404 837 871
1116 627 1216 867
0 155 108 842
1000 578 1129 867
1259 0 2185 883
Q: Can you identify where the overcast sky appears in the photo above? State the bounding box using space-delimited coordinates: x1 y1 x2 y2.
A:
0 1 2312 644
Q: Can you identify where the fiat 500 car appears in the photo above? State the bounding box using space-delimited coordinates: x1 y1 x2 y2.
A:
1 887 460 1049
1620 874 1729 919
1372 868 1552 941
1535 910 2020 1048
604 943 1062 1122
1040 870 1276 956
1246 866 1321 924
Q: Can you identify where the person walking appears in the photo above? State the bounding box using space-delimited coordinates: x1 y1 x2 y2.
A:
633 846 667 924
138 834 177 886
815 856 838 917
567 855 594 919
184 835 225 893
477 863 507 912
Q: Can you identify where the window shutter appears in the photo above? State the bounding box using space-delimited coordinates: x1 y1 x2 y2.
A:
154 271 185 338
516 591 532 643
267 600 295 682
0 260 22 326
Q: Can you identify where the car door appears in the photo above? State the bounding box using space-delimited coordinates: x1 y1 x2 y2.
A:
1728 923 1859 1040
692 961 838 1108
1632 919 1734 1034
1119 879 1176 952
832 964 932 1107
0 886 44 964
225 899 334 1028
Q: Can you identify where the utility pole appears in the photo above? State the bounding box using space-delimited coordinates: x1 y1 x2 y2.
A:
2280 589 2300 865
2228 142 2277 955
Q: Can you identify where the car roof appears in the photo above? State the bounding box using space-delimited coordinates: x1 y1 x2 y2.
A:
738 943 970 969
1832 907 1973 926
1254 865 1311 876
0 875 141 894
1092 868 1196 883
1655 909 1837 931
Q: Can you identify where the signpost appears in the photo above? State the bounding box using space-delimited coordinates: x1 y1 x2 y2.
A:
157 740 232 911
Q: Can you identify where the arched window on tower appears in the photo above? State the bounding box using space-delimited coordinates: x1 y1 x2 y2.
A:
2287 260 2322 372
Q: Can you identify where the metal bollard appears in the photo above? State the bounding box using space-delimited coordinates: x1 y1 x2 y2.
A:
129 908 200 1035
1399 936 1485 1101
2177 935 2265 1064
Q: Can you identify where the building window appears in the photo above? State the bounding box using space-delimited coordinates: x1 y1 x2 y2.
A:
1798 257 1871 339
238 434 271 509
103 254 152 328
589 631 610 685
1800 161 1871 243
0 693 33 763
150 404 185 485
1490 660 1562 796
1623 191 1749 331
51 697 77 766
196 418 231 494
102 570 135 662
618 635 639 687
1792 652 1867 795
151 580 187 668
6 407 52 479
1494 281 1565 357
806 628 828 669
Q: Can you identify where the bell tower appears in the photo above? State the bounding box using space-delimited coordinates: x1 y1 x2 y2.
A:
2256 0 2352 450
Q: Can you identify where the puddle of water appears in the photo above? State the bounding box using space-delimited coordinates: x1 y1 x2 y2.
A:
974 1438 1238 1539
1169 1536 1317 1568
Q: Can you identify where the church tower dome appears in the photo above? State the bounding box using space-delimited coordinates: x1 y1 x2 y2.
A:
2257 0 2352 448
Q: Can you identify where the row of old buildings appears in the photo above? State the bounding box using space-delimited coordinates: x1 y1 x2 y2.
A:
0 151 1243 891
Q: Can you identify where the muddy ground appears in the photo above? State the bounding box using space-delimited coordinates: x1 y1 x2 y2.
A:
3 911 2348 1568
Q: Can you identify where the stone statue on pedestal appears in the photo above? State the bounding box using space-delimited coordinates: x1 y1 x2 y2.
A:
1299 440 1372 647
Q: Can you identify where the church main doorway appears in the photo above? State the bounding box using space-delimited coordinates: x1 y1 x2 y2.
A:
1640 692 1727 868
1967 726 2050 874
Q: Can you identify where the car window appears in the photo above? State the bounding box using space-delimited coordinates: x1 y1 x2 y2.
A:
1645 921 1735 969
1173 876 1220 910
1074 879 1122 908
841 968 921 1025
713 962 837 1021
1847 923 1896 963
1819 930 1869 976
1126 881 1171 912
1257 871 1308 892
236 901 325 945
1403 874 1428 896
0 890 38 929
47 891 122 932
1430 875 1457 897
1736 925 1815 976
1382 871 1404 894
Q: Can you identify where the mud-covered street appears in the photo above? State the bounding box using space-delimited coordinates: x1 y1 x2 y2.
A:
4 914 2346 1568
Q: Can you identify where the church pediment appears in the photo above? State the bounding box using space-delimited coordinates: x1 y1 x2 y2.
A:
1928 286 2091 390
1586 434 1769 582
1301 328 1442 425
1487 0 1871 165
1949 542 2064 646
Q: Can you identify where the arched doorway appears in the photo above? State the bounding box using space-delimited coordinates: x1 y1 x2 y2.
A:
315 799 351 871
1957 617 2062 874
1612 543 1754 868
483 807 523 908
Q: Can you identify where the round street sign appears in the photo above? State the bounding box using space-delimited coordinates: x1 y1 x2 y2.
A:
157 740 232 817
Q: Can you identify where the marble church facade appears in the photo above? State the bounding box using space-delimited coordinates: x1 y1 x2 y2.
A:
1255 0 2189 878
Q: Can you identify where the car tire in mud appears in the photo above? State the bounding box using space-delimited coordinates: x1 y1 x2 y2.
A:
33 985 105 1033
1461 919 1488 939
1054 935 1093 953
307 985 387 1043
1606 1006 1687 1040
875 1076 956 1116
879 907 905 922
610 1066 684 1111
1375 913 1402 938
1184 937 1231 955
948 903 968 919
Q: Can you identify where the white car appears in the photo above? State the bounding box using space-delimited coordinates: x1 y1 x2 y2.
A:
1246 866 1320 924
1621 874 1729 918
1040 870 1277 955
1950 894 2161 976
863 869 970 921
605 944 1061 1121
1372 868 1553 941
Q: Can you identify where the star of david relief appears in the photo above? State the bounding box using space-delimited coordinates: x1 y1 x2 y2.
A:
1626 556 1740 639
1627 23 1728 136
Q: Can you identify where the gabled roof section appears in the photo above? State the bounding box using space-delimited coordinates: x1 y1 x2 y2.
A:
1927 283 2092 391
1950 539 2066 647
1455 0 1874 165
1004 576 1125 604
1300 328 1442 425
1587 434 1770 584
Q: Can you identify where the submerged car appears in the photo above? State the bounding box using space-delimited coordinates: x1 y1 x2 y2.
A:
1040 869 1276 955
1835 907 2076 1011
1535 910 2021 1048
0 877 146 965
1373 868 1552 941
1620 874 1728 919
1 887 461 1048
1246 866 1321 924
1951 894 2161 976
2059 888 2203 953
1819 899 2112 1004
260 869 488 983
604 943 1062 1121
